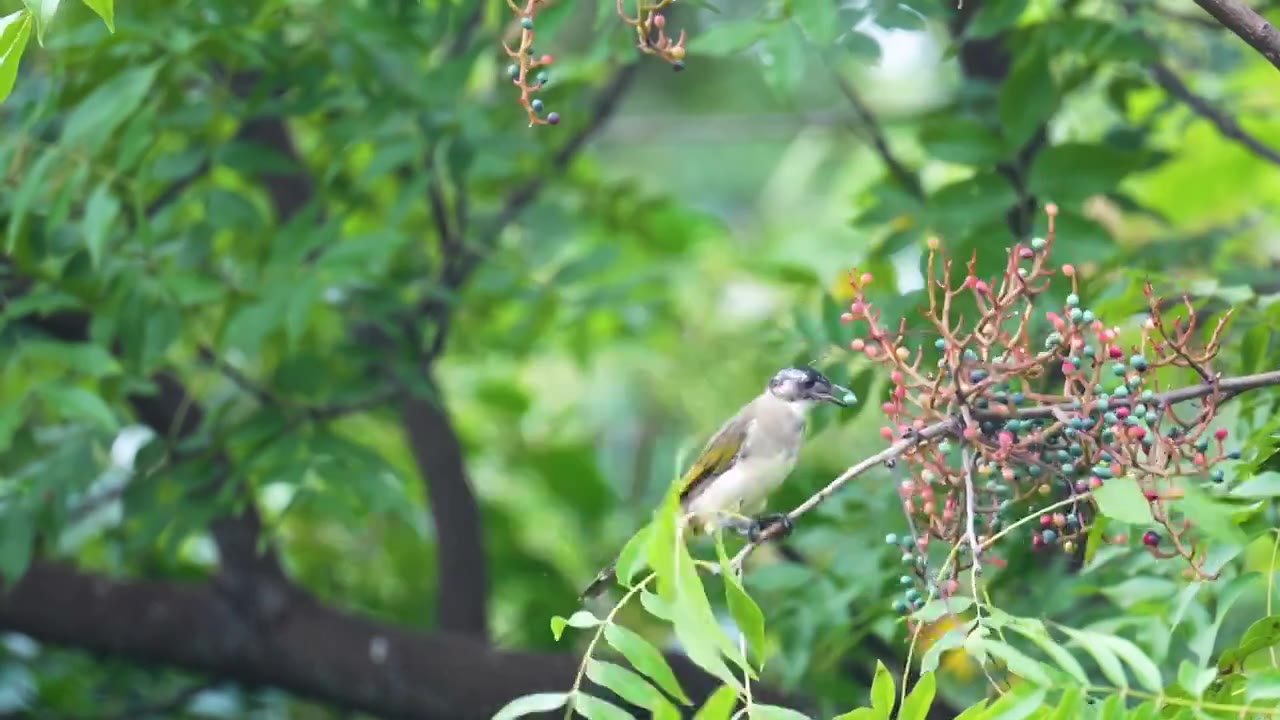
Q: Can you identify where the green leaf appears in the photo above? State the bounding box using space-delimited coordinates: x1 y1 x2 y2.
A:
1175 478 1248 545
551 610 601 641
1096 693 1125 720
716 535 766 670
1047 688 1082 720
80 0 113 32
1091 634 1163 692
976 638 1053 686
1027 143 1144 204
38 385 117 430
82 182 121 269
1091 478 1152 525
692 685 737 720
792 0 839 45
898 672 936 720
1005 622 1089 686
998 44 1056 149
0 508 34 583
1245 669 1280 702
1058 626 1128 689
911 596 973 623
585 659 677 715
832 709 881 720
979 685 1047 720
758 22 806 98
920 628 966 673
919 117 1007 166
21 0 57 46
603 624 692 705
926 173 1018 230
615 525 652 586
62 63 162 152
870 660 895 714
0 10 32 104
573 692 634 720
752 704 812 720
491 692 569 720
687 17 768 56
1230 471 1280 499
18 340 120 377
1218 614 1280 672
967 0 1028 37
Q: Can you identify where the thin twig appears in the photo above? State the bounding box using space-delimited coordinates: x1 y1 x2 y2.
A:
827 65 923 200
1149 60 1280 166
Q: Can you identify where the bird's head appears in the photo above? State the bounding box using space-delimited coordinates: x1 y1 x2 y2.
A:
767 366 856 408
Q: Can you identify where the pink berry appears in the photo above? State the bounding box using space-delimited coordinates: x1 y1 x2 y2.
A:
1215 428 1228 441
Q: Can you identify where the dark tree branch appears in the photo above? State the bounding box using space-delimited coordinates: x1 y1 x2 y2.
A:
1125 0 1280 166
400 392 489 637
395 62 642 636
828 66 923 200
1193 0 1280 71
0 562 804 719
1149 61 1280 165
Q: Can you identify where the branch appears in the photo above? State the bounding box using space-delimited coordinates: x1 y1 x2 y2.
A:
401 392 489 637
0 562 804 719
1125 0 1280 167
732 369 1280 567
828 67 923 200
1193 0 1280 71
1148 60 1280 166
396 61 641 636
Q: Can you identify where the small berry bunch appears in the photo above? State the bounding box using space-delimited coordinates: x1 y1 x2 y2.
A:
618 0 688 71
841 205 1238 614
504 0 561 127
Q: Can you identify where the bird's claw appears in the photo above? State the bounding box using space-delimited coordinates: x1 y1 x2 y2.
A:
748 513 793 543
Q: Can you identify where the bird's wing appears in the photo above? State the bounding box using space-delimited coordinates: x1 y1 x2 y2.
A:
677 407 755 504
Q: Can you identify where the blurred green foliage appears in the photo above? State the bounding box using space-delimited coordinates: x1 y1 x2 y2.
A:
2 0 1280 717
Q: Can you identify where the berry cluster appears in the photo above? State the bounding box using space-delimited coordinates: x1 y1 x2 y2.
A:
502 0 688 126
504 0 561 127
618 0 688 71
839 205 1238 615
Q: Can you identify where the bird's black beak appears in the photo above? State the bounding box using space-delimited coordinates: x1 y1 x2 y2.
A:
820 384 856 407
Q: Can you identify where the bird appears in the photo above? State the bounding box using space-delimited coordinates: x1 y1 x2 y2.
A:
579 366 855 599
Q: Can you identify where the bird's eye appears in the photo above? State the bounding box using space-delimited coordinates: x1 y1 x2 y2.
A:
802 376 817 389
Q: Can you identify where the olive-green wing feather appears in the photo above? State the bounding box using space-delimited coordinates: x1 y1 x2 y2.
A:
677 411 752 503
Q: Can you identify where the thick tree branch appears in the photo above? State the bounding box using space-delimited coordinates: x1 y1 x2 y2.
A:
399 62 642 635
1193 0 1280 71
0 562 803 719
400 391 489 638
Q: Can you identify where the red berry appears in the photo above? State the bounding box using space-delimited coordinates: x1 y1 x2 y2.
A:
1142 530 1160 547
1215 428 1228 441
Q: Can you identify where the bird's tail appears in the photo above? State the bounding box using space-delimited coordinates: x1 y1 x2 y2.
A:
578 560 618 600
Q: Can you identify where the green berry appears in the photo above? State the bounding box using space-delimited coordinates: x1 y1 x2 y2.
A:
900 575 914 586
530 98 544 114
1130 354 1148 370
1031 237 1046 250
1066 293 1080 307
520 16 533 29
886 533 899 545
507 64 520 79
536 70 550 85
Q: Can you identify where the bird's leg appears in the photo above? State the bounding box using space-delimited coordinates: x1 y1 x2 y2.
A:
719 514 756 537
748 512 793 543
